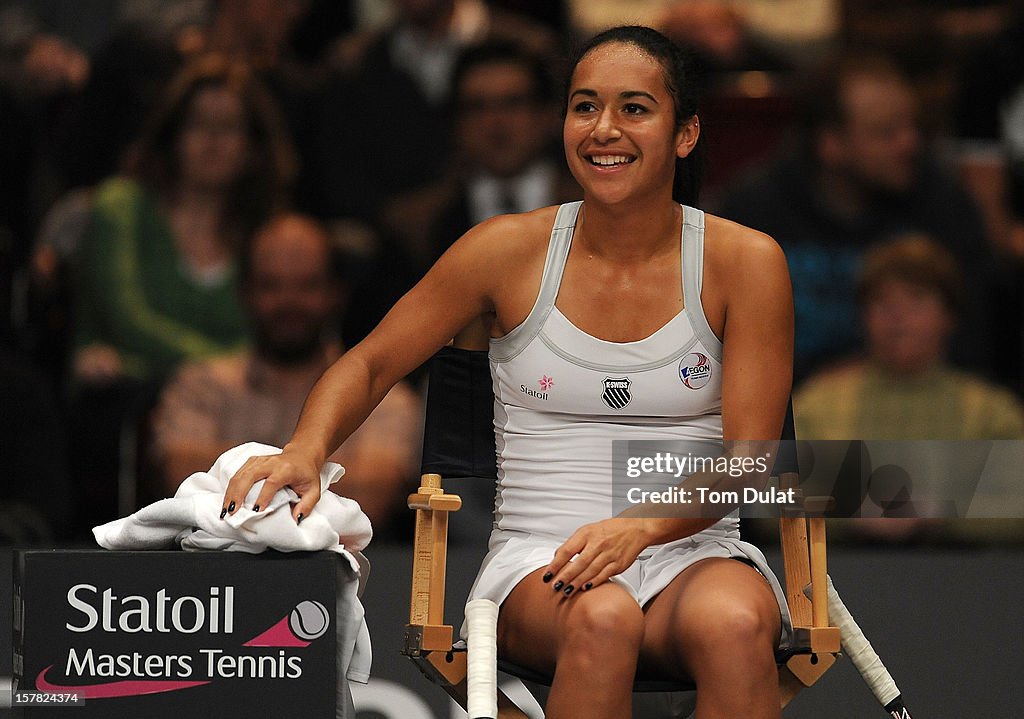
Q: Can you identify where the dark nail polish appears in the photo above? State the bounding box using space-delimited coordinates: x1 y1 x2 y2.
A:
553 581 564 591
542 572 553 583
297 513 305 525
219 508 227 519
227 501 236 513
584 582 593 591
253 504 260 513
563 585 574 596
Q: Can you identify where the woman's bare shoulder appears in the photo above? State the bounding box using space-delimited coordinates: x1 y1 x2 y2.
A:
702 212 787 277
703 212 781 254
455 205 560 261
420 205 560 321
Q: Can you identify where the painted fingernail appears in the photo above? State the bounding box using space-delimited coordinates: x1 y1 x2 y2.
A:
297 513 305 525
584 582 593 591
253 504 260 513
220 508 228 519
553 581 564 591
542 572 553 583
563 584 574 596
227 501 236 513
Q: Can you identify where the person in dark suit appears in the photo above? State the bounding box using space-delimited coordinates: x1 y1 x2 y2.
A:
310 0 557 224
382 40 581 275
342 40 579 348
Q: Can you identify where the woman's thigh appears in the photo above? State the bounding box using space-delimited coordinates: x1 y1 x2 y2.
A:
638 557 782 679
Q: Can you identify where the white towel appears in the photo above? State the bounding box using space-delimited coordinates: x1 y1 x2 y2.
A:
92 441 374 708
94 442 372 562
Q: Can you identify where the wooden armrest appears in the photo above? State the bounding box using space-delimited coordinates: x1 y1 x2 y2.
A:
407 473 461 651
777 474 839 697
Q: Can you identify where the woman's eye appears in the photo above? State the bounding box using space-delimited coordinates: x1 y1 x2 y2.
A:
623 103 647 115
572 101 597 113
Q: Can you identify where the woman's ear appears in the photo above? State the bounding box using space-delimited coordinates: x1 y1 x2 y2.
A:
675 115 700 159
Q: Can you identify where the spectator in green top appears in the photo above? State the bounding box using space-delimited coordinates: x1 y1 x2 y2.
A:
72 53 297 386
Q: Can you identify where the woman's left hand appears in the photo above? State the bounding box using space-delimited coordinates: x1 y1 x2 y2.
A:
541 518 653 597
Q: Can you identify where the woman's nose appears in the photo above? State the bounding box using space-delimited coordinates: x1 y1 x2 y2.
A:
591 108 621 142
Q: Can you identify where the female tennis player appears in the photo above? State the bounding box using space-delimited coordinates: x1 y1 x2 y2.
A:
223 26 794 719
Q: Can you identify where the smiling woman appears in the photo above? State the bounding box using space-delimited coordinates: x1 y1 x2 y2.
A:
221 25 794 719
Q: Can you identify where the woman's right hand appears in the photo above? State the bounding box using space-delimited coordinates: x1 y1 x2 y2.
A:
221 443 323 524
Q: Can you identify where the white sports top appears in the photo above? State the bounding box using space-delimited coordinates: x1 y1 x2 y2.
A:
489 201 734 542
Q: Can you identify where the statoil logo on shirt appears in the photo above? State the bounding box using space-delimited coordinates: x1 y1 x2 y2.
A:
520 375 554 401
679 352 712 390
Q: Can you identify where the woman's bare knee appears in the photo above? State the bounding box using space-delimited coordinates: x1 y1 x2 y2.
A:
643 559 781 674
690 598 778 655
560 588 644 656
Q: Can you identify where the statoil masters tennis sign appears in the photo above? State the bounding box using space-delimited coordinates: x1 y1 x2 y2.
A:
13 550 339 717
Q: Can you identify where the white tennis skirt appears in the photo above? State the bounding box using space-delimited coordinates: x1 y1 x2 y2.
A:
462 526 794 649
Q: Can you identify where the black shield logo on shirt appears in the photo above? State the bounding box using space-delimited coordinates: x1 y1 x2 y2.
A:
602 377 632 409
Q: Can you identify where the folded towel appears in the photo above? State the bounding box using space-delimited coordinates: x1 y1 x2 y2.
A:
94 442 373 563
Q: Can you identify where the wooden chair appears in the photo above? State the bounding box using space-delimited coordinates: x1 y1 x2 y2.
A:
401 346 839 716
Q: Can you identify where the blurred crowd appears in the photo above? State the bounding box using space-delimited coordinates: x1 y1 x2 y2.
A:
1 0 1022 546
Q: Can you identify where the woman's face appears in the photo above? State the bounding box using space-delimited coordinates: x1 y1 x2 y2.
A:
177 85 251 191
563 42 695 206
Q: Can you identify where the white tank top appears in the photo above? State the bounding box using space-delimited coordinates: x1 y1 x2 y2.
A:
489 201 734 542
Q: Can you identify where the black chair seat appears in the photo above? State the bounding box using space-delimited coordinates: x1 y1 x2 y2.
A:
492 649 802 693
498 658 695 693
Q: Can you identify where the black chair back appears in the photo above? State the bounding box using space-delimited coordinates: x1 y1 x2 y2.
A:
420 347 498 480
774 401 800 475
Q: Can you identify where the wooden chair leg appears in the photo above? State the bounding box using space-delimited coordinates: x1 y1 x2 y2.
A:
779 665 805 708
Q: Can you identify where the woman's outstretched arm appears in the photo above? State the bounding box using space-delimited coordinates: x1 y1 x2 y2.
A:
220 214 520 521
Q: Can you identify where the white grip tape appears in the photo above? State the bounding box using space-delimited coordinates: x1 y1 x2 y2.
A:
465 599 499 719
805 575 901 707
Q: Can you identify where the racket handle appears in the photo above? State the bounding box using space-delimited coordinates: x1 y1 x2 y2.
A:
811 576 914 717
466 599 499 719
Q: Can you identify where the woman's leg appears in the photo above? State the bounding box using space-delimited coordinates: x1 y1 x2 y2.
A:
640 558 783 719
498 567 644 719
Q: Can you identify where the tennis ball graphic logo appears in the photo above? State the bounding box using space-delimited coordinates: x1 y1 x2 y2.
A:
289 600 330 641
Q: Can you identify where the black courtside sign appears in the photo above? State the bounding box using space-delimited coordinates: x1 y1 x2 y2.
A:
13 550 338 717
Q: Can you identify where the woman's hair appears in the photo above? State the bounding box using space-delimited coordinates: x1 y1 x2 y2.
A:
857 234 964 315
130 54 298 242
564 25 703 206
